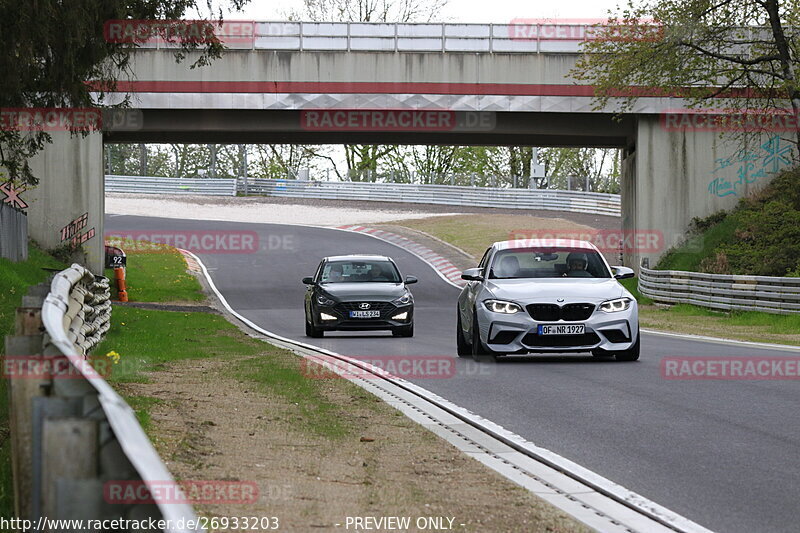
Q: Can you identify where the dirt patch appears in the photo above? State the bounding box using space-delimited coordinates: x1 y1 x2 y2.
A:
122 353 590 532
112 301 219 313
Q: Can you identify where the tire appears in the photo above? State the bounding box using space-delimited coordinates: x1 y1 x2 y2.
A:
392 323 414 337
456 309 471 357
614 328 640 361
305 316 324 338
471 310 497 363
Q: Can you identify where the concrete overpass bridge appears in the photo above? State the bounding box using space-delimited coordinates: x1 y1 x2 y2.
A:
23 21 794 271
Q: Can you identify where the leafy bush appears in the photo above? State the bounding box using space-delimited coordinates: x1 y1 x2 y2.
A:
657 166 800 276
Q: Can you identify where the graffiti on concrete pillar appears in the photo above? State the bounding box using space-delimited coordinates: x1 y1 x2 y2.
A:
707 135 793 197
0 181 28 212
60 212 96 246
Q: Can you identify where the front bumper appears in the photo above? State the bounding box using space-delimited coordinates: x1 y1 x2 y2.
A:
312 303 413 331
476 302 638 354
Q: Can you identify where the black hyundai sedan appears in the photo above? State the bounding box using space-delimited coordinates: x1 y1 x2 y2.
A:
303 255 417 338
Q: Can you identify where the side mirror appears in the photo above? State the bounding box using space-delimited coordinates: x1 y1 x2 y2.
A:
612 266 634 280
461 267 484 281
302 277 316 285
404 275 418 285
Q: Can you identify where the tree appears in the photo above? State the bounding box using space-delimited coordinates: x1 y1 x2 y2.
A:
538 148 621 192
0 0 249 186
288 0 446 23
572 0 800 148
285 0 448 178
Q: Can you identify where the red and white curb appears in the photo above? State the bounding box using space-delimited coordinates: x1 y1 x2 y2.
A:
178 249 201 273
337 225 465 287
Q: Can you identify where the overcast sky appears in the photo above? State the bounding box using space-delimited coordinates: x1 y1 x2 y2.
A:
218 0 624 23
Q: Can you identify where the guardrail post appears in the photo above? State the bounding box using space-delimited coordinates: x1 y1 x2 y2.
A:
4 285 47 519
41 417 98 522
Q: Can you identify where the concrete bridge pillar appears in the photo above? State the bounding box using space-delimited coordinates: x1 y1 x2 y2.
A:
25 132 104 273
624 116 792 271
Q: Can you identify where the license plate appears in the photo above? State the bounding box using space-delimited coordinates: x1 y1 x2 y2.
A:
538 324 585 335
350 310 381 318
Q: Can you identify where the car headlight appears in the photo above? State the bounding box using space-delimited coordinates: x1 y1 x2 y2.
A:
392 292 413 306
484 299 522 314
316 294 336 306
599 297 632 313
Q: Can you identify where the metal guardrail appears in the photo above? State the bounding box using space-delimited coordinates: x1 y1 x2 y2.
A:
639 266 800 314
4 265 200 531
239 178 621 216
106 175 237 196
0 202 28 262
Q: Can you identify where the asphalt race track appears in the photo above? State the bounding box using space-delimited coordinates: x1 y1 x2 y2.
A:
107 214 800 533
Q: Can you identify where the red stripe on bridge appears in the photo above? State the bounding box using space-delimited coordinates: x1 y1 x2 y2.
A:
95 81 768 99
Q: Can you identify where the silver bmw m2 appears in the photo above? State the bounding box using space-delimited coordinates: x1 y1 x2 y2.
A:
456 239 639 362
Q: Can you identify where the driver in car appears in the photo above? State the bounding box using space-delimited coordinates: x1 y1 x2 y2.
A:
370 264 390 281
565 252 593 278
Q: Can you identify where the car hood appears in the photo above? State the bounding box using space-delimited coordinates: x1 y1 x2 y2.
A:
319 282 407 301
485 278 626 304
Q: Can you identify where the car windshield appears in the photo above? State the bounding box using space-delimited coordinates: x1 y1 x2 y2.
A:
489 247 611 279
320 260 402 283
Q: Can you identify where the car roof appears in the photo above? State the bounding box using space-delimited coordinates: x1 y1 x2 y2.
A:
324 254 393 262
492 239 600 252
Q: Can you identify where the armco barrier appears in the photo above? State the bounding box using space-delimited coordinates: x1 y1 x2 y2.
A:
238 178 621 216
4 265 200 531
106 175 237 196
639 266 800 314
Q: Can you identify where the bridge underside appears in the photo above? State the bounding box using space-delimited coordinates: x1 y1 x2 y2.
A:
104 110 635 148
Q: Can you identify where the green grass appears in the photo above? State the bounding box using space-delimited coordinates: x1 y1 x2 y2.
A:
95 307 262 383
104 239 204 303
618 277 653 305
97 306 354 439
0 243 66 522
656 214 740 271
725 310 800 334
393 214 595 260
227 354 354 439
124 395 164 433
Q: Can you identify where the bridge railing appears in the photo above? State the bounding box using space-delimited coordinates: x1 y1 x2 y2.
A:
142 21 598 53
639 266 800 314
